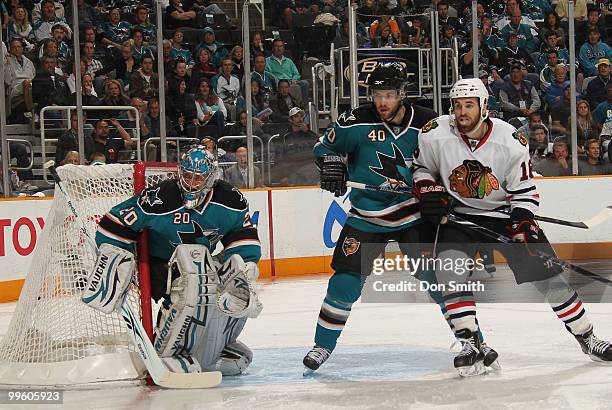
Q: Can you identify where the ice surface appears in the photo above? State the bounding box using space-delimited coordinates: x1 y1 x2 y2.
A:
1 270 611 409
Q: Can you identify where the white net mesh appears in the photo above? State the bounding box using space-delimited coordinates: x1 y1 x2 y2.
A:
0 163 177 387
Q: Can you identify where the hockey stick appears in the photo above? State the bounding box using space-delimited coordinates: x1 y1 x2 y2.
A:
346 181 612 229
44 161 222 389
445 213 612 287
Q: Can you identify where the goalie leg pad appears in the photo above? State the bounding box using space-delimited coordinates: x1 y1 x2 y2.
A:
216 340 253 376
161 354 202 374
217 254 263 318
82 243 136 314
154 245 218 357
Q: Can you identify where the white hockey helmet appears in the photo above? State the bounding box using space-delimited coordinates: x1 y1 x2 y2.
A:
449 78 490 132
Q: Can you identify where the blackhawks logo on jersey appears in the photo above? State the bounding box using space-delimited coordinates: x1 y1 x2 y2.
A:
449 160 500 199
421 119 438 133
512 131 527 146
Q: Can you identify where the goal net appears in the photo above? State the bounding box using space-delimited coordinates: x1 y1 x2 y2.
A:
0 163 177 388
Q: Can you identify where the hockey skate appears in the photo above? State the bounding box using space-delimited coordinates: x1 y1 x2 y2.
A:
452 329 486 377
575 328 612 362
481 342 501 371
303 346 332 376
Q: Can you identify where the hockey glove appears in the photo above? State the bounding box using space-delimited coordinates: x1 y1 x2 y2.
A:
318 154 347 197
506 208 539 255
418 184 452 226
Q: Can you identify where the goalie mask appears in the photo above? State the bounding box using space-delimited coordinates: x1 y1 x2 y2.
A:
178 145 218 209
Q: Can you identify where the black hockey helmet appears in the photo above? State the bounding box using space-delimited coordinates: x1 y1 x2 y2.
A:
366 63 409 91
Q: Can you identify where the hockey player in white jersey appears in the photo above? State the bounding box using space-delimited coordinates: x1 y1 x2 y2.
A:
413 78 612 376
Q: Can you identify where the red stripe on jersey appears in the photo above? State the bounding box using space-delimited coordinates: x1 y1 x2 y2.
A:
446 301 476 311
558 301 583 319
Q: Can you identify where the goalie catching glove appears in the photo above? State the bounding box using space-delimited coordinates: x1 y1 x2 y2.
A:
216 254 263 318
82 243 136 314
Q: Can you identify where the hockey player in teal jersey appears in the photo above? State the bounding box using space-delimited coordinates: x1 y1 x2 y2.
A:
302 64 499 374
83 146 262 376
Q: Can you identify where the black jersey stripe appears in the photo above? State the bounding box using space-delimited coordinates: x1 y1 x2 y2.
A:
350 202 420 223
221 227 259 248
512 198 540 206
506 186 536 195
98 215 139 241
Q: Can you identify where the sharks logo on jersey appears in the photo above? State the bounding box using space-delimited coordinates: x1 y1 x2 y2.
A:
140 187 164 207
369 143 411 187
173 220 221 248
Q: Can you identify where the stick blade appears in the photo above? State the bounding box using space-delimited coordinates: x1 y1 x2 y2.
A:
583 207 612 229
155 370 222 389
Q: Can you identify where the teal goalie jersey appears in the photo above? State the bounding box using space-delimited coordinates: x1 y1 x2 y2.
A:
95 179 261 264
314 103 437 233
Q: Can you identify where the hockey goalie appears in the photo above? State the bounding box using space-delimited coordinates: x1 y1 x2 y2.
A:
82 145 262 376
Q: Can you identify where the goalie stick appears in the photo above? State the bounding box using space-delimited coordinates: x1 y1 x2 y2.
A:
44 160 222 389
346 181 612 229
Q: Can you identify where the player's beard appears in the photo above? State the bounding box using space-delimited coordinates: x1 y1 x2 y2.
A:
376 100 403 123
455 114 480 136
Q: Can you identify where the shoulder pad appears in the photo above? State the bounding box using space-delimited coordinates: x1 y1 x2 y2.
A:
210 180 249 211
411 105 439 129
336 104 381 127
137 179 183 214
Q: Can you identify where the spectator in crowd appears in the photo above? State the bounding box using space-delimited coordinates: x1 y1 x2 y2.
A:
167 78 194 130
32 55 69 112
81 40 105 94
437 1 461 32
270 79 304 123
50 23 71 62
498 63 541 121
33 0 71 43
66 58 87 94
213 57 241 122
223 110 265 148
130 55 159 100
7 5 34 50
545 65 570 108
478 70 501 118
196 27 229 67
368 16 401 44
168 60 191 96
518 111 546 143
132 5 156 45
538 31 569 72
357 0 380 27
162 40 174 77
521 0 553 21
497 31 535 77
556 0 588 22
459 29 497 77
250 31 269 58
403 15 430 47
131 29 154 64
593 83 612 132
266 38 309 101
224 146 263 188
193 77 227 138
365 22 395 48
250 54 276 102
390 0 414 17
551 84 575 138
540 50 562 91
82 26 106 61
61 151 80 165
4 38 35 122
99 79 131 119
577 100 603 142
191 48 218 89
579 28 612 77
579 139 610 175
103 40 139 88
283 107 316 141
439 24 461 49
142 97 177 161
170 29 195 67
66 0 101 30
586 58 611 109
230 45 244 80
55 110 93 165
529 124 550 159
165 0 197 29
31 0 64 25
89 152 106 165
481 14 505 52
496 0 538 33
578 6 608 46
236 79 271 122
99 7 132 52
534 139 572 176
69 72 100 106
90 118 135 164
539 10 566 46
118 97 151 141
